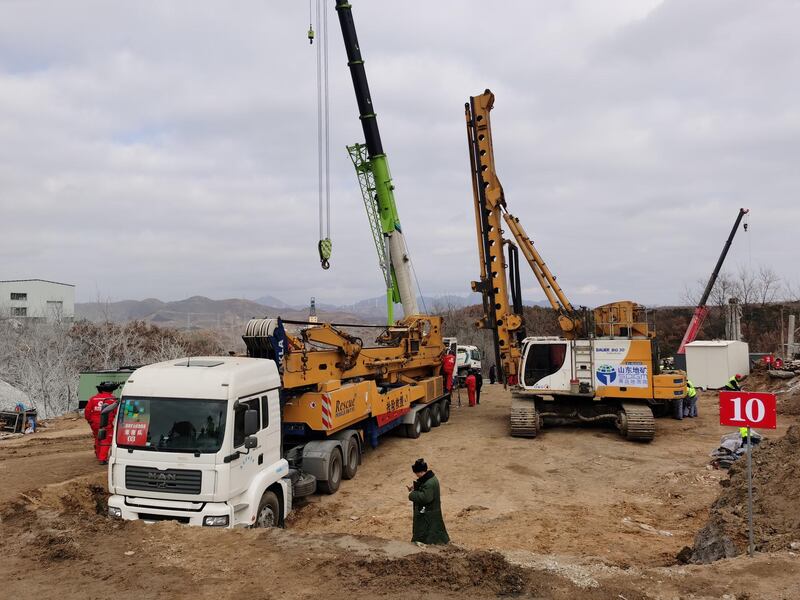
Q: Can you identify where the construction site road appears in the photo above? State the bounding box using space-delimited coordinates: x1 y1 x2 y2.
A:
2 385 799 599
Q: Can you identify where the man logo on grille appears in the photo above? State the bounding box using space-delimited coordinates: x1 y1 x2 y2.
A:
147 471 176 488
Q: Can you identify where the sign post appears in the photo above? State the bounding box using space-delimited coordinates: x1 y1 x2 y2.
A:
719 390 777 557
746 425 753 556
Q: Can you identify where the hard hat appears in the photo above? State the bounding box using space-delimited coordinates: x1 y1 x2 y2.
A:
735 373 744 381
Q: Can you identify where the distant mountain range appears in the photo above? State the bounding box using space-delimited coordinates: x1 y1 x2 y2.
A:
75 293 548 329
75 296 364 329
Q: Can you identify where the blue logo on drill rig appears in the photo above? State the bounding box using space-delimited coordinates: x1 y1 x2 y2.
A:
596 364 617 385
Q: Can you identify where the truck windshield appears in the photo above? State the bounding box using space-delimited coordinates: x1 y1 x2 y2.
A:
116 397 227 453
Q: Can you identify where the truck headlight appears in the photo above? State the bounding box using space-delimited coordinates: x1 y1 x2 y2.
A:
108 507 122 519
203 515 229 527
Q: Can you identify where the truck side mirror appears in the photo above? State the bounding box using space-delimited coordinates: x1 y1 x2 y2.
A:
97 428 107 441
100 413 108 427
244 436 258 449
244 409 259 437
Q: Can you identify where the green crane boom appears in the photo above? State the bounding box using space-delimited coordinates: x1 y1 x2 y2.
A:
334 0 419 323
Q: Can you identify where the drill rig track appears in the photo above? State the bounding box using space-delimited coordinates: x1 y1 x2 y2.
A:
510 396 539 438
617 403 656 442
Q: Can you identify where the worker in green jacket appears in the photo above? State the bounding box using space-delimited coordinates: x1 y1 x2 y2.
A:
725 373 745 391
407 458 449 545
684 380 698 418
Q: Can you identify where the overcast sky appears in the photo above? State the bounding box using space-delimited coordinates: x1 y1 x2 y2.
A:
1 0 797 307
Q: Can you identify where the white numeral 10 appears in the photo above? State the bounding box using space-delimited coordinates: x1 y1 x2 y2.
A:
728 396 766 423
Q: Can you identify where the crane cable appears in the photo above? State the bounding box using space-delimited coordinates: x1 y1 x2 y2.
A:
310 0 332 269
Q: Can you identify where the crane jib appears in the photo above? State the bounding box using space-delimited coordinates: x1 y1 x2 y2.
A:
334 0 383 158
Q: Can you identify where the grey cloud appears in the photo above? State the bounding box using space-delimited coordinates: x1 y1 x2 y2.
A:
0 0 797 309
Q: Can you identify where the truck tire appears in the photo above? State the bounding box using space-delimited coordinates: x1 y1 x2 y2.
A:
342 438 359 480
317 448 343 494
404 413 422 439
292 472 317 498
254 490 280 528
430 403 441 427
420 408 432 433
440 399 451 423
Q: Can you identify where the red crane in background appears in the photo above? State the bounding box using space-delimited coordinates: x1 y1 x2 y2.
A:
677 208 750 355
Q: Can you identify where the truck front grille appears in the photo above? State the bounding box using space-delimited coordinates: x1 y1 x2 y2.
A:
125 466 202 495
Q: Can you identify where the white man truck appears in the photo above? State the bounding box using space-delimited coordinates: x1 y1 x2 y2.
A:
103 316 449 528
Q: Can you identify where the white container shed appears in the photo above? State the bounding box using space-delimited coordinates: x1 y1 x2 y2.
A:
685 340 750 390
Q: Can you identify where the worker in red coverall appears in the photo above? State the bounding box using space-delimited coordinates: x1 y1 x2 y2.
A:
84 381 120 464
442 352 456 393
465 370 477 407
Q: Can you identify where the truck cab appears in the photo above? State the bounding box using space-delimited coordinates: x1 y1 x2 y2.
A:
107 357 293 528
456 345 482 376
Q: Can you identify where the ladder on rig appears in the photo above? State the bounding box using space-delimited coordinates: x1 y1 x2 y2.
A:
573 339 594 393
347 142 395 324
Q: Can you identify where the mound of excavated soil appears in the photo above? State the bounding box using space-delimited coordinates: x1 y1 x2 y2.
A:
357 549 528 596
354 547 647 599
746 371 800 415
778 380 800 416
690 425 800 563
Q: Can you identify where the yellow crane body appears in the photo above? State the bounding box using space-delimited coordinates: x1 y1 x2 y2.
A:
243 315 448 445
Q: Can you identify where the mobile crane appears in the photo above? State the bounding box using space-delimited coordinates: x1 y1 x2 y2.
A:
336 0 419 324
100 1 449 529
675 207 749 364
466 89 685 441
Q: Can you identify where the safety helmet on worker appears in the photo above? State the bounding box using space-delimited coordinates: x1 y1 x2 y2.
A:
96 381 120 393
735 373 744 381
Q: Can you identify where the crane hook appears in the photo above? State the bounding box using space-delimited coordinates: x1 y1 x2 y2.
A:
318 238 332 270
308 25 315 44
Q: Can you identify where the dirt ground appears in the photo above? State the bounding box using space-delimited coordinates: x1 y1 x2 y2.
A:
2 386 799 599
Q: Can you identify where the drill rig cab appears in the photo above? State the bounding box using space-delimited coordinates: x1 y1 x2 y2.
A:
466 90 686 441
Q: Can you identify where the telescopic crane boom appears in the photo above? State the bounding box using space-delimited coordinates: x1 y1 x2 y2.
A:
676 207 749 354
334 0 419 323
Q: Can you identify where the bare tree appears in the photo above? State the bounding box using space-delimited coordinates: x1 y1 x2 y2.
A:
733 265 758 308
756 265 781 306
0 319 224 419
0 320 78 417
785 280 800 303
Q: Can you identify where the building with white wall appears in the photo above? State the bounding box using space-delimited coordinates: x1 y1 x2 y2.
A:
0 279 75 322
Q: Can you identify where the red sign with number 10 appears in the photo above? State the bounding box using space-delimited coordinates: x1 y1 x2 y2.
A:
719 391 777 429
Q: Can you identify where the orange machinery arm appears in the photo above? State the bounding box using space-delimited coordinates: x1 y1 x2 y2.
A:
466 90 584 383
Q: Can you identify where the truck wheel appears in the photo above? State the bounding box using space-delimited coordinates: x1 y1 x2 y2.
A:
430 403 441 427
440 400 450 423
317 448 343 494
420 408 432 433
342 439 359 480
404 413 421 439
292 472 317 498
255 491 280 528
